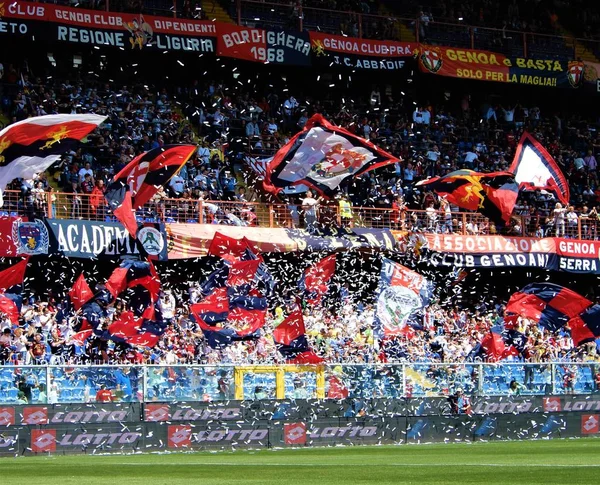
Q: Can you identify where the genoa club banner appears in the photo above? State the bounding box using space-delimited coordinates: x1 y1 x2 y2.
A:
421 234 600 273
417 45 584 88
373 258 431 338
217 24 311 65
309 32 414 70
0 1 217 52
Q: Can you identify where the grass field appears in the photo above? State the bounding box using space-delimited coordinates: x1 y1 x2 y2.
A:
0 439 598 484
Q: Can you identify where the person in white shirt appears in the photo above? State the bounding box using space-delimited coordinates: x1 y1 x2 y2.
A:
197 143 210 165
553 202 566 237
159 291 176 323
464 150 478 168
78 162 94 183
283 96 298 117
267 118 278 134
301 190 319 228
169 173 185 196
426 145 440 162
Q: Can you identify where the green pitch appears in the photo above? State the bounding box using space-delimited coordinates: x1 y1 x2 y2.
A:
0 439 598 484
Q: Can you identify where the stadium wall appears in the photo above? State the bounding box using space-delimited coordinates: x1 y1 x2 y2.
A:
1 396 599 454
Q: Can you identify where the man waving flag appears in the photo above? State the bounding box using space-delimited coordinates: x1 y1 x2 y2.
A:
104 145 196 236
0 114 106 206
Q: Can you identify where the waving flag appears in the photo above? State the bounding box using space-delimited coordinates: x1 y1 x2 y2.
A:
273 308 323 364
299 254 336 306
106 260 160 319
0 259 28 324
0 114 106 206
506 283 600 345
208 232 256 263
69 273 94 311
510 132 569 205
417 169 519 226
105 145 196 236
190 258 269 348
373 258 432 338
264 114 399 197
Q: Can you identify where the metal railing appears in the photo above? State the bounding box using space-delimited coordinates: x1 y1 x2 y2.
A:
18 0 600 57
3 189 599 239
237 0 598 59
0 362 597 404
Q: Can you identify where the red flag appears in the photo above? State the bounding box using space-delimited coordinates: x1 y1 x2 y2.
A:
106 267 128 299
273 309 305 346
227 259 261 287
105 145 196 236
208 233 259 263
300 254 336 305
481 332 506 361
0 258 28 292
108 311 142 339
0 295 19 324
127 332 160 347
70 329 94 346
69 273 93 311
287 351 324 364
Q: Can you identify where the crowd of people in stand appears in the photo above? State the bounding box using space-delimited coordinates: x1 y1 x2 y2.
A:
2 64 600 236
0 281 598 369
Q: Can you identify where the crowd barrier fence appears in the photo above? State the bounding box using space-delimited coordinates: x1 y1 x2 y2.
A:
1 362 598 405
3 189 598 240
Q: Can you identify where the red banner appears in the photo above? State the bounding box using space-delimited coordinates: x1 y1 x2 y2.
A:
421 235 600 273
216 24 311 65
310 31 413 70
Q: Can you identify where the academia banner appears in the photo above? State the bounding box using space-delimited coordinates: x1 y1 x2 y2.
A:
44 219 168 260
417 45 584 88
420 234 600 273
1 1 217 52
216 24 311 65
309 32 414 70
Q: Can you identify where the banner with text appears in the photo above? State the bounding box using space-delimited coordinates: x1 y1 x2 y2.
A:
217 24 311 65
420 235 600 273
309 32 414 70
417 45 584 88
0 2 217 53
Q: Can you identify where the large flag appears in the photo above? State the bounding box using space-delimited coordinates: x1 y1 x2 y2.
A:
0 259 28 324
298 254 336 306
273 307 323 364
373 258 432 338
263 114 399 197
106 260 161 320
510 132 569 205
104 145 196 236
190 258 269 348
0 114 106 206
417 169 519 226
505 283 600 346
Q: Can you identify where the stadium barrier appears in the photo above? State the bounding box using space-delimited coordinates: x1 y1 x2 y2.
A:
0 396 599 454
0 363 598 406
2 189 598 239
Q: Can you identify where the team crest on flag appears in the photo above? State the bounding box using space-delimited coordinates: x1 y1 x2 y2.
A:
264 114 398 197
124 15 153 49
12 219 49 255
419 47 443 73
373 259 432 338
567 61 584 88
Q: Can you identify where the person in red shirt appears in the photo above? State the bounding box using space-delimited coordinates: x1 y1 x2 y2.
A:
95 384 114 402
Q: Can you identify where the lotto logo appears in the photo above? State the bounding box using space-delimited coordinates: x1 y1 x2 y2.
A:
284 422 306 445
543 397 561 413
22 407 48 425
168 425 192 448
581 415 599 434
0 407 15 426
145 404 170 422
31 429 56 452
